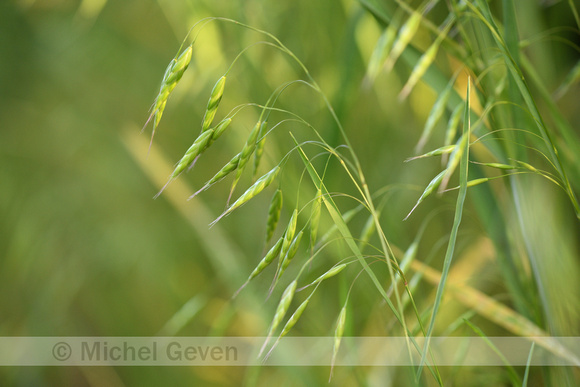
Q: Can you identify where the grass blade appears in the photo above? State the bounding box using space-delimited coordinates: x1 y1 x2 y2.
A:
399 18 453 100
416 74 457 153
464 319 522 387
410 259 580 366
522 342 535 386
417 77 471 379
292 137 442 384
329 305 347 381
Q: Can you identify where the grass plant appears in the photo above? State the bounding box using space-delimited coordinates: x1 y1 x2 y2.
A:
140 2 579 385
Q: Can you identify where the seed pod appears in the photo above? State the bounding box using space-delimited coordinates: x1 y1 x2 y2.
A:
265 189 283 245
201 75 227 132
211 165 281 226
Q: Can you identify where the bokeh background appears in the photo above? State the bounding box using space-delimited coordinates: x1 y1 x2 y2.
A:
1 0 579 386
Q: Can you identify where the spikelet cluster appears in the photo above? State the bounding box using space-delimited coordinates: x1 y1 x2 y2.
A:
146 46 193 142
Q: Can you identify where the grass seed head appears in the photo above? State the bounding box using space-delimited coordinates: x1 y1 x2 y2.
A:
207 152 241 185
405 145 456 162
334 306 346 348
445 102 464 147
309 188 322 250
467 178 490 187
153 99 167 131
404 169 446 220
229 120 262 200
440 132 469 192
165 46 193 84
266 189 283 245
280 209 298 262
161 59 175 84
286 229 303 261
279 298 309 338
278 230 303 279
147 46 193 142
481 162 515 170
206 117 232 149
259 279 297 357
238 121 261 168
249 237 284 281
366 24 398 83
385 11 422 72
190 152 242 200
330 305 347 380
399 26 448 100
253 121 268 178
269 280 297 335
172 129 214 178
234 237 284 299
211 118 232 141
416 76 456 153
201 75 227 132
230 165 280 210
212 165 280 225
515 160 537 172
309 264 346 287
444 177 492 192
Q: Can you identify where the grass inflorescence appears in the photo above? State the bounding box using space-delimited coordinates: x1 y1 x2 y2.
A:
143 6 580 384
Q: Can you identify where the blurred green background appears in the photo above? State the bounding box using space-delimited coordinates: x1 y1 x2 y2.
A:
1 0 579 385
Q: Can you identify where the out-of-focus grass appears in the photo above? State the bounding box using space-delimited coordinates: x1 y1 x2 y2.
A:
1 0 579 386
0 1 369 385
